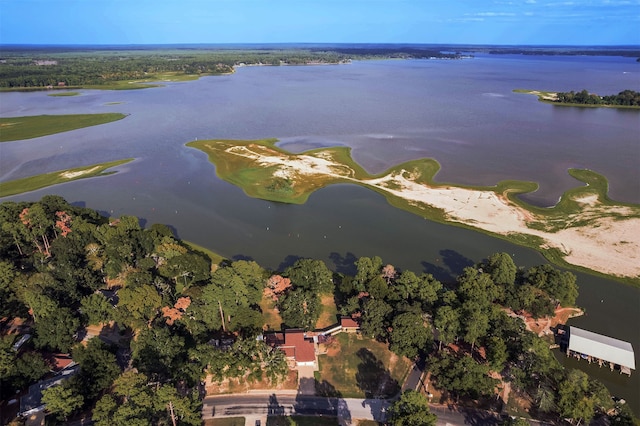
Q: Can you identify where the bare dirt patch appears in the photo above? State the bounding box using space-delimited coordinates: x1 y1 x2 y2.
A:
205 369 298 395
522 306 583 336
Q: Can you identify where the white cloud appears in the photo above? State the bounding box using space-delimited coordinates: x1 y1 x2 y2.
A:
471 12 517 16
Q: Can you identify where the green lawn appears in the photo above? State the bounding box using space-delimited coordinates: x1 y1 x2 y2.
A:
260 294 284 331
316 293 339 329
0 159 134 197
315 333 412 398
0 113 128 141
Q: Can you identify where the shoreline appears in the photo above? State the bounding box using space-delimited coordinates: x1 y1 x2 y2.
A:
187 138 640 284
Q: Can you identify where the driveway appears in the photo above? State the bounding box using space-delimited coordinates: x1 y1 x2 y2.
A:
297 365 317 395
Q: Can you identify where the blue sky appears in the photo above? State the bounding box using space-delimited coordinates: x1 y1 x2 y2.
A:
1 0 638 45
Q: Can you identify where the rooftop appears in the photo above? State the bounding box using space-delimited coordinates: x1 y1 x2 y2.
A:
265 329 316 363
340 316 360 329
568 326 635 370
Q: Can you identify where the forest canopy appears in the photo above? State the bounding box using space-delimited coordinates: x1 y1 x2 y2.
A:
0 46 461 89
556 89 640 106
0 196 633 425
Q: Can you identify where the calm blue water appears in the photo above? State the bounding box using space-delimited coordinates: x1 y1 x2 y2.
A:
1 54 639 412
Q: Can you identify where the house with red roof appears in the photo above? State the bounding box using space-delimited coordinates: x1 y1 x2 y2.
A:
264 329 317 367
340 316 361 332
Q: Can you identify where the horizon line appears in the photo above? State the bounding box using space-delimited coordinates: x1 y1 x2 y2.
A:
1 42 639 48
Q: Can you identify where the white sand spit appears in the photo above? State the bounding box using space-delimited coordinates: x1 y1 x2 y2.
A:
224 145 640 278
60 166 101 179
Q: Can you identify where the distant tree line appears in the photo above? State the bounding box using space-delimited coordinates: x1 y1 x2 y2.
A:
486 48 640 58
0 47 462 88
556 89 640 106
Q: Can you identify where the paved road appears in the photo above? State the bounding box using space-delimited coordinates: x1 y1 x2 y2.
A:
203 394 388 423
202 394 504 425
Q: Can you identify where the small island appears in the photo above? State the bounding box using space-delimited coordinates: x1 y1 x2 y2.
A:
0 113 128 142
187 138 640 283
515 89 640 108
0 159 134 197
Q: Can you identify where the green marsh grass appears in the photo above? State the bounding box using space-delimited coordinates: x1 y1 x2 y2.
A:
0 113 127 141
47 91 80 97
0 159 134 197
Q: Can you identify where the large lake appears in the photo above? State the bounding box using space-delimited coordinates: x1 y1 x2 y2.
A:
1 53 639 412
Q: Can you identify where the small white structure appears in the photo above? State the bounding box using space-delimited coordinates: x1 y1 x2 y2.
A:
567 326 635 376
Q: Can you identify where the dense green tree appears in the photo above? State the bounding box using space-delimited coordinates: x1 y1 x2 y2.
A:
503 418 531 426
391 271 441 308
80 293 113 325
206 260 266 332
360 298 392 340
0 260 24 318
486 336 508 371
72 338 121 400
131 325 186 381
0 337 49 398
278 287 320 330
484 252 517 286
158 252 210 293
41 382 84 422
535 385 557 413
461 302 490 350
386 390 437 426
284 258 334 294
12 351 49 388
49 232 102 299
430 352 498 401
18 203 54 256
434 305 460 351
92 371 155 426
154 385 202 426
557 369 597 425
116 284 162 327
457 267 502 306
33 306 80 352
177 288 221 339
526 264 578 307
389 312 433 359
1 336 24 379
353 256 383 292
517 333 563 384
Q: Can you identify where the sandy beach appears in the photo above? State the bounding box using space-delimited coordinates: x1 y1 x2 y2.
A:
216 143 640 279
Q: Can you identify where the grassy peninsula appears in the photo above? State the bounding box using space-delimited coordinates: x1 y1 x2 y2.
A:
187 138 640 284
0 113 128 141
47 91 80 97
0 158 134 197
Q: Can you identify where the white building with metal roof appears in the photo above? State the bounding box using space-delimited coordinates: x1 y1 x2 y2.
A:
567 326 635 376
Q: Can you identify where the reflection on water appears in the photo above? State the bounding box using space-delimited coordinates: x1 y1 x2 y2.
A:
1 54 638 413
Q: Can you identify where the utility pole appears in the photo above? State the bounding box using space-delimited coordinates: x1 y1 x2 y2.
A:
168 401 177 426
218 300 226 332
